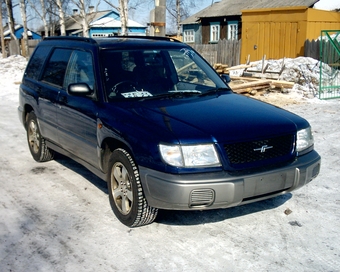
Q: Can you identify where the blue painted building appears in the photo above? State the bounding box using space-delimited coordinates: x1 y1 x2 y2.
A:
4 25 42 40
90 11 146 37
66 10 146 37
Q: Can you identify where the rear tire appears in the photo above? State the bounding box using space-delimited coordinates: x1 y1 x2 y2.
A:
26 112 54 162
107 148 158 227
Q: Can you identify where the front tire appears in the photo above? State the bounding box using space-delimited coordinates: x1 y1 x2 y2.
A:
26 112 54 162
107 148 158 227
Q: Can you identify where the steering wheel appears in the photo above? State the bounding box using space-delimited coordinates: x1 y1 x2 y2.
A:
110 81 137 97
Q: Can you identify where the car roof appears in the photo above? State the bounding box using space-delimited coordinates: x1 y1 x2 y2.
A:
42 36 184 50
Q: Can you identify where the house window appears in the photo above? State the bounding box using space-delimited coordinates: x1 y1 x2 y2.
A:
184 29 195 43
228 22 238 40
210 23 220 43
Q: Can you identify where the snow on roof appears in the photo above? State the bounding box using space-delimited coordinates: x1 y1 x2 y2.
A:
3 25 34 39
3 25 22 36
90 17 145 28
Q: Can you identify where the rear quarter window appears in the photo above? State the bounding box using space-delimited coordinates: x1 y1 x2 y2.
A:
25 45 51 80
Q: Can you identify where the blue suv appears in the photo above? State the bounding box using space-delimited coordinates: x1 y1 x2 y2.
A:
18 36 321 227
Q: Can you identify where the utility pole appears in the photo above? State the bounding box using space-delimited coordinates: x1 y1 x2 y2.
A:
150 0 166 37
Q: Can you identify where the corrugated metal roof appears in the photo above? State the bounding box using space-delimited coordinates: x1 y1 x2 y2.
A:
181 0 319 24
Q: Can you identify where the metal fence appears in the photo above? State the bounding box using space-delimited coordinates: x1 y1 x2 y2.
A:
306 31 340 100
190 39 241 67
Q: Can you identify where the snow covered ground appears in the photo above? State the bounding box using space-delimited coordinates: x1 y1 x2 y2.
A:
0 55 340 271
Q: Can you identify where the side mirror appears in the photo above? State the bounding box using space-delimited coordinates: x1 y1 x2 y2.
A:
68 83 93 96
221 74 231 84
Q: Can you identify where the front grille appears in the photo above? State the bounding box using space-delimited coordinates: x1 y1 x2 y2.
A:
224 134 295 167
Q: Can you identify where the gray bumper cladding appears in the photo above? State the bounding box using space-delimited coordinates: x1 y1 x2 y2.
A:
139 150 321 210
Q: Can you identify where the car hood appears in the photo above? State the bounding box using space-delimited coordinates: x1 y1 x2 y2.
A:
121 93 309 144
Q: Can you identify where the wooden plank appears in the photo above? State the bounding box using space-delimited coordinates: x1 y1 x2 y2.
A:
230 80 272 90
230 76 295 89
226 64 255 71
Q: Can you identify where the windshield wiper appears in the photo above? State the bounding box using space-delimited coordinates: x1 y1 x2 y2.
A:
199 87 231 97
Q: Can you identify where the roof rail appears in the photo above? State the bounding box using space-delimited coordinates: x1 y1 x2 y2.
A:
43 35 182 44
43 36 97 44
99 35 182 43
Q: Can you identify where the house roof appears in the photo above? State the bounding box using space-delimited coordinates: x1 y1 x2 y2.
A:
65 10 112 31
90 17 145 28
3 24 41 39
181 0 320 24
3 24 22 36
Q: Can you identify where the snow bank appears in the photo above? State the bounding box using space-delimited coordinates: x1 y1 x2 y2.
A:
0 55 27 85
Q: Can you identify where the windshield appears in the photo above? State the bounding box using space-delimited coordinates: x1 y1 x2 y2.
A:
100 47 229 100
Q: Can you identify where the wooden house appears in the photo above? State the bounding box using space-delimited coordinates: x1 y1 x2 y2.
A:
181 0 340 62
241 7 340 62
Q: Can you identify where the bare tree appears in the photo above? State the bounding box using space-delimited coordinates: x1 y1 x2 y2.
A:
5 0 17 40
27 0 50 37
19 0 29 58
0 0 6 57
56 0 66 35
46 0 68 36
166 0 203 35
69 0 101 37
104 0 149 36
79 0 88 37
119 0 128 35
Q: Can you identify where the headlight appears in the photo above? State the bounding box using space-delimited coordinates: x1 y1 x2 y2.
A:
296 127 314 153
159 144 221 167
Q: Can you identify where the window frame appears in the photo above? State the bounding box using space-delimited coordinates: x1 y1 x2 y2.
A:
183 29 195 43
210 22 220 43
227 21 238 41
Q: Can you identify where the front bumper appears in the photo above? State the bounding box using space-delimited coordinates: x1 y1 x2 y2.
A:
139 150 321 210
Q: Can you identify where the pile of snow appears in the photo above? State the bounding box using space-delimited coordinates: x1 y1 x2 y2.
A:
230 56 340 99
0 55 27 103
0 55 27 84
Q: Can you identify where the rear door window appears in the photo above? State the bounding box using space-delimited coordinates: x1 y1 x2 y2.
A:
41 48 72 87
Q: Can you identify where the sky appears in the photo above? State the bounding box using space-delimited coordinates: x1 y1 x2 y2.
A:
314 0 340 10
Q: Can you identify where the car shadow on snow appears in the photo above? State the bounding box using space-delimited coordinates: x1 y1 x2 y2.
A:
155 194 292 226
54 154 108 194
53 154 292 226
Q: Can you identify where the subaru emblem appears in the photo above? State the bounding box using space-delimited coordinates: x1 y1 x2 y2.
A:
254 145 273 153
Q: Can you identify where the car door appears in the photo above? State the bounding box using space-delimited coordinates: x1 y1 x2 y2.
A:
37 47 73 142
56 49 99 167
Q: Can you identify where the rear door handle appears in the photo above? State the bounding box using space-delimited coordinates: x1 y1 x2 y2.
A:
59 95 67 104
